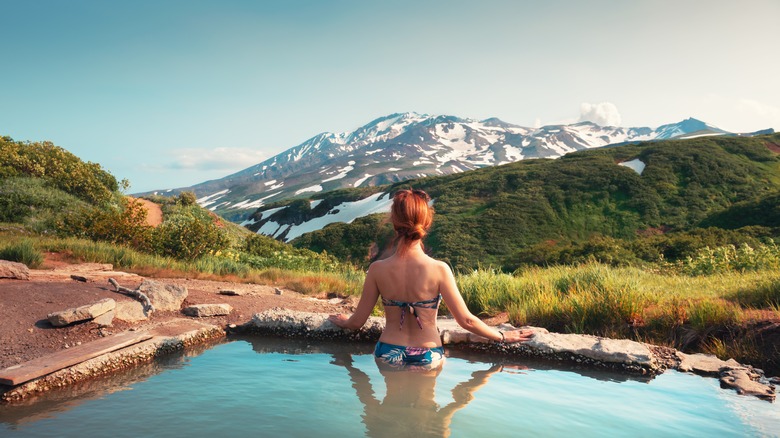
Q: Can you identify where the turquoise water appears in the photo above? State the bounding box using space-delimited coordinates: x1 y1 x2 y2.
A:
1 337 779 437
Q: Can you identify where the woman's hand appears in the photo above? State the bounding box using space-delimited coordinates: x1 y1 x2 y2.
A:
502 329 534 343
328 313 351 328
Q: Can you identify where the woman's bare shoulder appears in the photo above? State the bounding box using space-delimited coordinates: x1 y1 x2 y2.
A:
368 258 390 272
428 258 452 273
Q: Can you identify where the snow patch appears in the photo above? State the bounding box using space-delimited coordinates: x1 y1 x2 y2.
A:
322 165 354 183
277 192 393 241
503 144 524 161
353 173 372 187
230 191 282 210
295 185 323 195
197 189 230 207
260 206 287 220
618 158 646 175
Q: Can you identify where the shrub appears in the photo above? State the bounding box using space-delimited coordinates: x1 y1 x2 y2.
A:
178 191 197 206
57 197 154 251
152 210 230 260
677 242 780 276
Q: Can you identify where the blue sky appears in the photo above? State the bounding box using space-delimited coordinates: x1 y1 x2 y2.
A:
2 0 779 192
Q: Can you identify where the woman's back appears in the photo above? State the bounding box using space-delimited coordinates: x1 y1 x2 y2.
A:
370 249 445 348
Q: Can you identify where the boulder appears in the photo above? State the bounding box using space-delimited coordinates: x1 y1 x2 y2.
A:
138 280 187 312
182 304 233 317
0 260 30 280
114 301 150 322
92 309 115 327
47 298 116 327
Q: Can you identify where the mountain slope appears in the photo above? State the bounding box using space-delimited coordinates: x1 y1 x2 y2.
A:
248 133 780 269
143 113 755 222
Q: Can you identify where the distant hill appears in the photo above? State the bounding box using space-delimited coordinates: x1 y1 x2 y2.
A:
246 133 780 269
140 112 765 222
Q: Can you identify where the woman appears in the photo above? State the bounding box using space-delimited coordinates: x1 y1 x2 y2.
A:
328 189 533 369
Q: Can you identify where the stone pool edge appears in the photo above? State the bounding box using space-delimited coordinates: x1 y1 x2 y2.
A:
0 319 225 403
238 308 777 401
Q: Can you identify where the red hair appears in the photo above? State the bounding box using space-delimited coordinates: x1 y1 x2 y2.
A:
390 189 433 255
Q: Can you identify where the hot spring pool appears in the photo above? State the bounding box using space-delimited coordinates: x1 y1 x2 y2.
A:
1 337 778 437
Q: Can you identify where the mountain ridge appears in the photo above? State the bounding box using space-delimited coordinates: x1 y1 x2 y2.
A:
139 112 769 222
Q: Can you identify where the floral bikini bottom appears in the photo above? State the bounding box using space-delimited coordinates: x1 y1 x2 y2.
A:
374 341 445 369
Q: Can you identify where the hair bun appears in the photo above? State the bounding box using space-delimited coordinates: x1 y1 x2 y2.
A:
407 225 426 240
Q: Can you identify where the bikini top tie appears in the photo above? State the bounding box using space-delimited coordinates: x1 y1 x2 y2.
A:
381 294 442 330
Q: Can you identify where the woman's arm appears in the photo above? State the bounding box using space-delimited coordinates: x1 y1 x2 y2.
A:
438 263 533 343
328 264 381 330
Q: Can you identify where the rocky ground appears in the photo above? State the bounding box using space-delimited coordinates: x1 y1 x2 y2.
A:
0 258 350 370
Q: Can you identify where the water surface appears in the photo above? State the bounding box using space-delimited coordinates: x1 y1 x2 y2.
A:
1 337 778 437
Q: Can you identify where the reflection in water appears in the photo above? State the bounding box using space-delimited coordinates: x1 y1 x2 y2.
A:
331 352 525 438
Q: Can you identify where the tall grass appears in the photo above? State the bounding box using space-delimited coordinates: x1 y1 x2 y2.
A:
457 263 779 351
0 239 44 268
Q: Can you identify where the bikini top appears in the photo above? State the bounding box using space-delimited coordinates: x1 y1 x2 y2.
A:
381 294 442 330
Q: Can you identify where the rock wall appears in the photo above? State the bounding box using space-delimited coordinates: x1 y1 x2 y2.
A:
242 308 776 401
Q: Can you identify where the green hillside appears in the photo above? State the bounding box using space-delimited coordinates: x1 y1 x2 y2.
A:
291 133 780 270
0 135 343 274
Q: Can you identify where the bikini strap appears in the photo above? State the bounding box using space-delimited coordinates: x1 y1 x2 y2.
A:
381 294 442 330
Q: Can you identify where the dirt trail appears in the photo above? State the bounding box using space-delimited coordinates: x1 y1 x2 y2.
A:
129 197 163 227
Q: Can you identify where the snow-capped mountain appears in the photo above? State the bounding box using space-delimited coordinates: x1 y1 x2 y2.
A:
145 112 744 222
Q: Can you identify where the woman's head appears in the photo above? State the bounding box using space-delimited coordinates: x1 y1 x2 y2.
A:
391 189 433 254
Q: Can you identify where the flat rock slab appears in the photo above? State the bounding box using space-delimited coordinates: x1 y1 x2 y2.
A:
54 263 114 272
182 304 233 317
525 331 657 368
47 298 116 327
720 368 776 401
0 260 30 280
677 352 741 375
139 280 188 312
249 308 384 341
0 331 152 386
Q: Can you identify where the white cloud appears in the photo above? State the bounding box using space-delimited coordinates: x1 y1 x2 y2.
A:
579 102 622 127
167 147 267 171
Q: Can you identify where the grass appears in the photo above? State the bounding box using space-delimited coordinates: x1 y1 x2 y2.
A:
457 264 780 358
0 238 44 268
